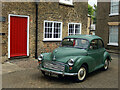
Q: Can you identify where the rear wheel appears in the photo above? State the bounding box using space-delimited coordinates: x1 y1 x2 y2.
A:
103 59 109 70
76 65 87 82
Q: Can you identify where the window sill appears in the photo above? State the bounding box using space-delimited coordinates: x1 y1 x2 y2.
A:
59 2 74 6
107 43 118 46
43 38 62 42
109 13 119 16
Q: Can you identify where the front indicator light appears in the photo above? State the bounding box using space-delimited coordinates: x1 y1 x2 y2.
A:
38 61 41 64
69 67 72 70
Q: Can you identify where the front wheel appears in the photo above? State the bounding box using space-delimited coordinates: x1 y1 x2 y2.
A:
58 74 63 79
41 71 48 77
76 65 87 82
103 59 109 70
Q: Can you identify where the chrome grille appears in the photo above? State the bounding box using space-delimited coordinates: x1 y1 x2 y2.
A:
43 61 65 71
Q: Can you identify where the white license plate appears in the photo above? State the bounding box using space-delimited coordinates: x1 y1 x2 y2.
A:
45 72 58 77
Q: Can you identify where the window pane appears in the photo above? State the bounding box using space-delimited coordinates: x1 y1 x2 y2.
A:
111 0 119 14
45 22 47 27
90 40 98 50
44 22 53 38
54 23 61 38
48 28 52 38
69 24 74 35
75 24 80 34
48 22 52 27
109 26 118 43
98 40 104 48
69 24 74 29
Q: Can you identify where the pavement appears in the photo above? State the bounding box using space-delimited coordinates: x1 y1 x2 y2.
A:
1 53 119 88
106 49 120 54
2 58 37 74
2 62 25 74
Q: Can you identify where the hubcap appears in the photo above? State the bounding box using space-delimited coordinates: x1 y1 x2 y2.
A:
104 60 109 69
78 67 86 80
80 70 84 77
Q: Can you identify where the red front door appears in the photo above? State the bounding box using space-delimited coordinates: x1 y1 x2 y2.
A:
10 16 28 57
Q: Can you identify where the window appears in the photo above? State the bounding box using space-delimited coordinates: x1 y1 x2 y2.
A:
61 38 89 49
108 26 118 46
90 40 98 50
59 0 73 5
110 0 119 16
98 39 104 48
68 23 81 36
43 21 62 41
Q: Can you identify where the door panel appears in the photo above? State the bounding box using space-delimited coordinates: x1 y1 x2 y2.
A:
97 48 105 64
97 39 105 64
88 39 100 69
10 16 27 57
88 50 100 68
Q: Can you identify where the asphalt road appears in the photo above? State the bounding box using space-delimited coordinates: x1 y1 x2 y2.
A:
2 53 119 88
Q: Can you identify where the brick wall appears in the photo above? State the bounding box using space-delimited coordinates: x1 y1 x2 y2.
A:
96 2 120 50
87 16 91 35
37 2 88 56
1 2 87 61
2 2 36 62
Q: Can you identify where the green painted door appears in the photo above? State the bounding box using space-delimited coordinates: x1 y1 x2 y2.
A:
97 39 105 65
88 39 101 69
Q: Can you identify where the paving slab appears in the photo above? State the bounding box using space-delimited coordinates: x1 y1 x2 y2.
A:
2 58 38 75
2 62 25 74
2 53 119 88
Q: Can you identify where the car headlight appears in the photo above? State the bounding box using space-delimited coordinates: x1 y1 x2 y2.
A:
38 54 43 61
68 59 74 66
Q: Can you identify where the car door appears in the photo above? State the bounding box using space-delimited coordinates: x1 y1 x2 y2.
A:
88 39 101 68
97 39 105 65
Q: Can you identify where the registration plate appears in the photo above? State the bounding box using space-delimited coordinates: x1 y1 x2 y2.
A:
45 72 58 77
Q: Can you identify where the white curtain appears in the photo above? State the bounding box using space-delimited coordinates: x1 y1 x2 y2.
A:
109 26 118 44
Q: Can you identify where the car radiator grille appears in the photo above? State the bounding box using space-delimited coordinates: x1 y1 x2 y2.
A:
43 61 65 72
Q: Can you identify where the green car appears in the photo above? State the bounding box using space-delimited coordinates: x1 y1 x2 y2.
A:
38 35 112 82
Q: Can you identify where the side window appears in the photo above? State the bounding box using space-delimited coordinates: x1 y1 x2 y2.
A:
98 39 104 48
89 40 98 50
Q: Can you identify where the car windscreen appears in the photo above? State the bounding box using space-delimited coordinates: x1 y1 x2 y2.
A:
60 38 89 49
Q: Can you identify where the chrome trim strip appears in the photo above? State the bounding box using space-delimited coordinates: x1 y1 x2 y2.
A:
40 67 78 76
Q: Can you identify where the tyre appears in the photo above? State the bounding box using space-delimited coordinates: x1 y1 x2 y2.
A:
103 59 109 71
41 71 47 76
58 74 63 79
76 65 87 82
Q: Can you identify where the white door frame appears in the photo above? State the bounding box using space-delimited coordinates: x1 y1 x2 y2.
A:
8 14 29 58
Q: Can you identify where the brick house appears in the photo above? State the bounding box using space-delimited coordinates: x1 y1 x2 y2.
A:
96 0 120 50
87 14 96 35
1 1 88 62
87 14 91 35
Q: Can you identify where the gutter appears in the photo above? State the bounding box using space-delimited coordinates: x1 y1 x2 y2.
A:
35 2 38 59
89 15 92 35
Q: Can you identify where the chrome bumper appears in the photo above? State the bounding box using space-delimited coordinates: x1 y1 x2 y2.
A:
39 67 78 76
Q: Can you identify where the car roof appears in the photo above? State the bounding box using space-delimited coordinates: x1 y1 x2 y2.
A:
64 35 102 42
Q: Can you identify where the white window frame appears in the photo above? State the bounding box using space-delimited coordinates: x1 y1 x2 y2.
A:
68 23 82 36
59 0 73 6
8 14 29 58
43 20 62 41
109 0 119 16
107 26 119 46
